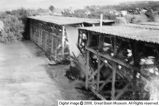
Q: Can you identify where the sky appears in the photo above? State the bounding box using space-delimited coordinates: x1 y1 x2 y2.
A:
0 0 159 11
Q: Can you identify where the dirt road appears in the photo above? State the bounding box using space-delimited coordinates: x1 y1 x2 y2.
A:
0 41 64 106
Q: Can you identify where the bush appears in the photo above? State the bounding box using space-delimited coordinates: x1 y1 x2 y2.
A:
0 15 24 43
0 8 39 43
125 14 148 23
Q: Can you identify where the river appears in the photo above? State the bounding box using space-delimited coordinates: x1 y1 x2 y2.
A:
0 41 64 106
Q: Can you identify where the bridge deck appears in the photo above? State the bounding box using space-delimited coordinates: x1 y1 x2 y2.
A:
80 24 159 44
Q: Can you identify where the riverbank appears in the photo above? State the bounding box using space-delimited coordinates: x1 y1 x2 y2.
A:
0 41 94 106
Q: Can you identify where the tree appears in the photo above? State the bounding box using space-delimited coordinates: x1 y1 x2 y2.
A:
62 9 74 17
49 5 55 13
0 15 24 43
145 9 155 21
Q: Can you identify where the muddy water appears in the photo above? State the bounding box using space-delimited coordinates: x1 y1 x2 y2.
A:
0 41 63 106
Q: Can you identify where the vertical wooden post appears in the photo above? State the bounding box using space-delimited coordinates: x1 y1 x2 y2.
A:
40 30 42 47
97 57 101 91
85 31 91 90
38 29 40 46
77 30 80 49
62 26 65 58
156 46 159 66
45 31 48 52
97 35 104 91
30 23 32 41
86 51 89 89
51 34 54 55
111 37 117 100
111 65 116 100
42 30 44 49
81 24 84 27
34 27 36 43
33 25 35 41
130 41 139 100
100 14 103 27
32 26 34 42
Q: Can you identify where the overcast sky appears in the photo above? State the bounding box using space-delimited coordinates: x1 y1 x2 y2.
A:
0 0 159 11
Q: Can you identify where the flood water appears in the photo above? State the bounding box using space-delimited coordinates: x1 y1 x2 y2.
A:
0 41 63 106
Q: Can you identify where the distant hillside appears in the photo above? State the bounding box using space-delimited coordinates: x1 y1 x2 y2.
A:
115 1 159 11
62 1 159 21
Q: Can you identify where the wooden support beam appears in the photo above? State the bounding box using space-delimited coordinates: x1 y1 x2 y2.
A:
97 57 101 91
111 63 117 100
103 62 128 80
62 26 65 58
51 35 54 54
90 87 106 100
100 54 131 82
100 74 112 91
115 83 130 100
88 70 97 81
77 30 81 51
111 37 117 100
99 62 105 69
102 89 121 95
88 81 107 84
30 23 33 41
96 34 104 91
40 30 43 47
98 35 104 51
85 31 92 89
45 32 48 52
56 52 70 56
85 51 90 89
86 47 136 70
40 28 43 47
130 41 140 99
88 62 105 82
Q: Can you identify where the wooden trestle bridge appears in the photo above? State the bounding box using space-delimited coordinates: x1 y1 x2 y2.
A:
27 15 159 100
27 15 113 62
78 24 159 100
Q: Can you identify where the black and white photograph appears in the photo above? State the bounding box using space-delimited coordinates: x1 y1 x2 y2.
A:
0 0 159 105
